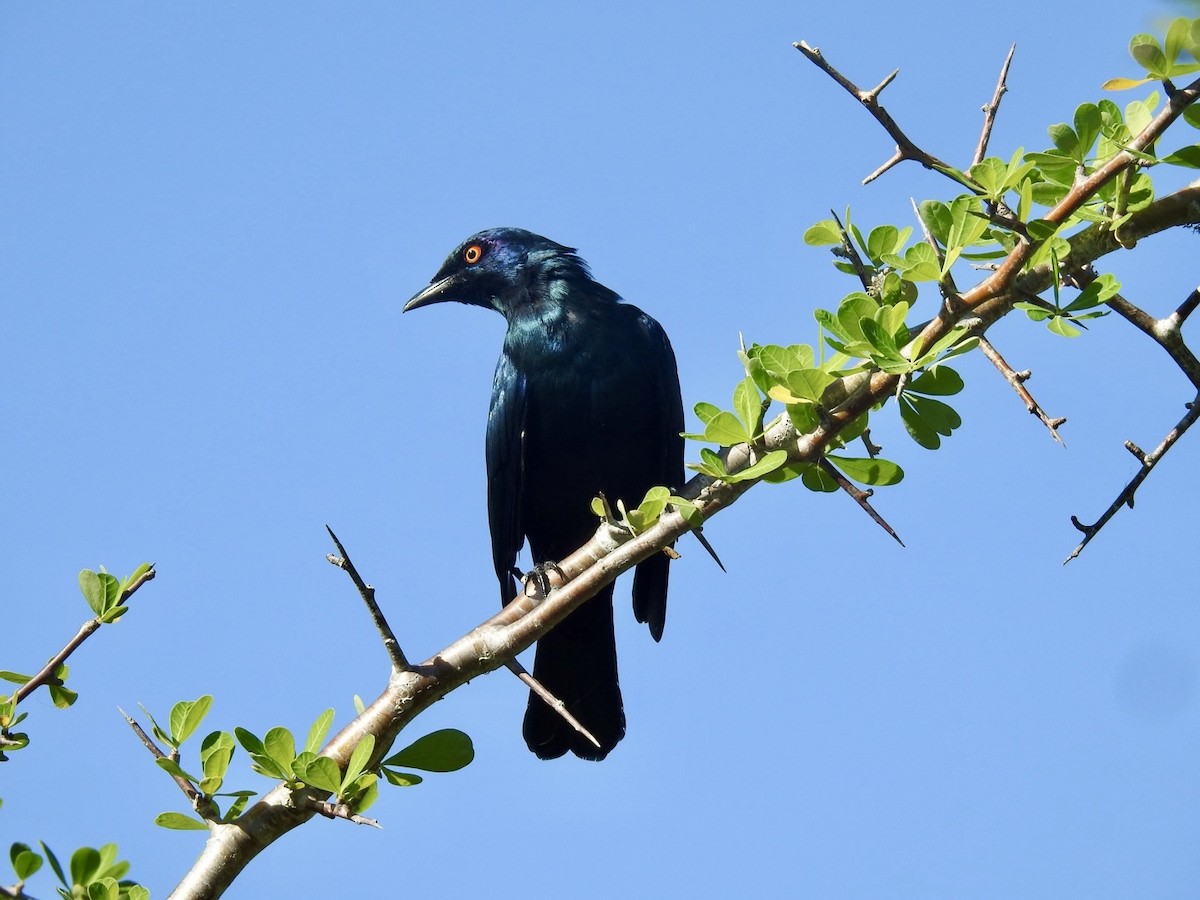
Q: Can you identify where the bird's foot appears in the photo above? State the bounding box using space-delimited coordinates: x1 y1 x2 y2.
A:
513 561 566 600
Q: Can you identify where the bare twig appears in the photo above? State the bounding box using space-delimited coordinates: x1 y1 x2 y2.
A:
306 799 381 829
975 336 1066 444
973 44 1017 166
503 658 601 750
816 458 904 546
1065 395 1200 562
794 41 963 186
326 526 409 672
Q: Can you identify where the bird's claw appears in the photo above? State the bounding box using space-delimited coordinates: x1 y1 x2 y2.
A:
515 561 566 600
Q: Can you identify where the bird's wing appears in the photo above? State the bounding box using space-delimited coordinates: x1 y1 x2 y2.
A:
631 311 685 641
485 352 527 605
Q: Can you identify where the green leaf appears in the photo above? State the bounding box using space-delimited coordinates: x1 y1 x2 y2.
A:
294 753 342 794
155 757 201 784
722 450 789 484
343 734 376 792
803 219 843 246
305 709 335 755
38 842 66 889
382 769 424 787
688 447 729 479
48 683 78 709
703 410 751 447
170 696 213 746
383 728 474 773
782 368 836 403
968 157 1008 198
1047 315 1082 338
263 727 297 776
0 671 32 685
917 200 952 245
631 486 671 531
826 455 904 486
908 366 964 396
899 396 940 449
155 812 209 831
233 726 265 757
786 401 821 435
898 242 941 282
70 846 102 887
1162 145 1200 168
1130 33 1167 77
200 731 236 786
865 224 910 263
78 569 121 617
800 464 839 492
732 377 762 439
909 394 962 435
345 777 376 811
10 844 42 880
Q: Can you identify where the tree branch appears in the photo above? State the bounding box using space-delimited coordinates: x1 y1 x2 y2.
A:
1065 394 1200 562
975 335 1066 443
325 526 409 672
794 42 964 186
973 44 1017 166
14 567 156 705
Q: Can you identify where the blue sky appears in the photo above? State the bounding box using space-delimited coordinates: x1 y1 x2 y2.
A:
4 2 1199 897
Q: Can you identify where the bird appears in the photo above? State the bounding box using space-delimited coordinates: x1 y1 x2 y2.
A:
405 227 683 760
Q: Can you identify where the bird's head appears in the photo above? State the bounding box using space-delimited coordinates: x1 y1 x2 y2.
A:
404 227 595 317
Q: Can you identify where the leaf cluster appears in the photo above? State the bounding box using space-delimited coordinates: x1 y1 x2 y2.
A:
147 698 474 831
7 841 146 900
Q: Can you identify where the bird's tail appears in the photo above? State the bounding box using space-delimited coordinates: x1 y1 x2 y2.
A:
523 583 624 760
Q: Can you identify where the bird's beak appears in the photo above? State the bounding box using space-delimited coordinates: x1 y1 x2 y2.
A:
403 274 458 312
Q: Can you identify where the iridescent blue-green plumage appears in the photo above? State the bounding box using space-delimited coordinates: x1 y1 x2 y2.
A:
405 227 683 759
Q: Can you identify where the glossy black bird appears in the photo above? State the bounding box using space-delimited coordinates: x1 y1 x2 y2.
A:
405 227 683 760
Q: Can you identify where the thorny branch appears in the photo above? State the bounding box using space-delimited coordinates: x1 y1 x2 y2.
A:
168 46 1200 900
799 39 1200 555
973 44 1017 166
816 458 904 546
975 336 1067 443
794 41 963 186
1066 394 1200 562
325 526 409 672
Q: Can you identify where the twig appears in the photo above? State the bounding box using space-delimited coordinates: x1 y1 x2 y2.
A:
794 41 963 186
973 44 1017 166
306 799 381 829
326 526 409 672
829 208 873 290
1072 269 1200 389
1065 394 1200 562
816 458 904 546
975 336 1066 444
15 567 156 705
119 707 219 819
503 658 601 751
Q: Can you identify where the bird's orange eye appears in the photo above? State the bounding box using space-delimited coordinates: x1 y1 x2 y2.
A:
464 244 483 264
